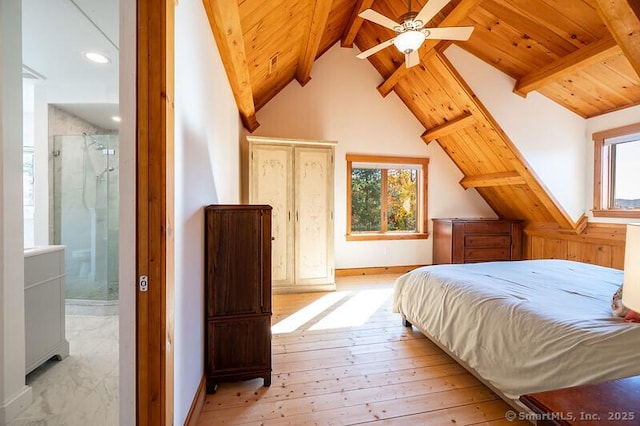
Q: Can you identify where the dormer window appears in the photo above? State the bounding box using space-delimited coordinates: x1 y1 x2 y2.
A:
593 123 640 218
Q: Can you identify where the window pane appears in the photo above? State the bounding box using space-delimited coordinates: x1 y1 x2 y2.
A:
613 140 640 209
387 169 417 231
351 168 381 231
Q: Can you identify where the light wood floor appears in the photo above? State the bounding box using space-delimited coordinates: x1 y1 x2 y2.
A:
198 274 529 425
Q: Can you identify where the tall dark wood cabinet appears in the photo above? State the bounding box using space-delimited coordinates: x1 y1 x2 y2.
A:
432 218 523 265
204 205 272 393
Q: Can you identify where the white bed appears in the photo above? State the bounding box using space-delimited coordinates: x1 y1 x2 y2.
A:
393 259 640 405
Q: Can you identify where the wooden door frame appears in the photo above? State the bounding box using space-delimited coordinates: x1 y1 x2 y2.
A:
136 0 175 424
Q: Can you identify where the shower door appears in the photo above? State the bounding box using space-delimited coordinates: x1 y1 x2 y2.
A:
52 134 119 302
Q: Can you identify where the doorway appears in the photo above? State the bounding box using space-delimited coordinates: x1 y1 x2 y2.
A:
15 0 122 423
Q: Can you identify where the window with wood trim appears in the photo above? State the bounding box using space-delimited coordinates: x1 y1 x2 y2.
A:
593 123 640 218
346 154 429 241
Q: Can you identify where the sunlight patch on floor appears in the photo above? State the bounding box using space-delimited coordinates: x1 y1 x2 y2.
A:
309 288 393 331
271 291 350 334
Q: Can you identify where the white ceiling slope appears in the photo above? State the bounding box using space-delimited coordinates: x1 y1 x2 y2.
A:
22 0 119 130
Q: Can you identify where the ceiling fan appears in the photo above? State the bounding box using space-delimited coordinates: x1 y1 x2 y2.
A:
356 0 474 68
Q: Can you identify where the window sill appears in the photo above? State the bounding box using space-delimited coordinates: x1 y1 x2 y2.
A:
592 209 640 219
346 232 430 241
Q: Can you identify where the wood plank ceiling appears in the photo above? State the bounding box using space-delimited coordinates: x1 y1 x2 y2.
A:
204 0 640 232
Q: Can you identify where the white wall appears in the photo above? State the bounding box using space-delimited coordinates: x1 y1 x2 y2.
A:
0 0 33 423
444 45 587 222
118 0 135 422
174 0 242 423
585 104 640 224
254 45 495 268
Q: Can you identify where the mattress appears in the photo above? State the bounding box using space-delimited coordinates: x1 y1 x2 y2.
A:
392 259 640 399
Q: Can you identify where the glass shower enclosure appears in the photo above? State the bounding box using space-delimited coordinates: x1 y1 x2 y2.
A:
53 134 119 303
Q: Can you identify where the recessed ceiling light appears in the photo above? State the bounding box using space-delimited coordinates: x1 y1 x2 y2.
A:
111 116 121 123
84 51 110 64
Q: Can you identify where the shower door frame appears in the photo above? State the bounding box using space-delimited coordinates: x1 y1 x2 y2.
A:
136 0 175 424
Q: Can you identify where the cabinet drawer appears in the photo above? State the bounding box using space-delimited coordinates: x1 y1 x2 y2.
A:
463 222 510 234
464 247 511 262
464 235 511 248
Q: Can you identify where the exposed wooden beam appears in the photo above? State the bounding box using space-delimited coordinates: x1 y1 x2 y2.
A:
378 47 438 97
459 172 526 189
203 0 259 131
296 0 332 86
434 52 578 230
421 112 476 144
341 0 375 48
377 0 485 97
593 0 640 78
514 36 619 97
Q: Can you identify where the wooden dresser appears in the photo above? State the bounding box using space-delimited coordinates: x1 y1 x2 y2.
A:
204 205 272 393
432 218 523 264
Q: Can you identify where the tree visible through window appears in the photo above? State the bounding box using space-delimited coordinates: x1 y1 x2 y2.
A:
593 123 640 218
351 168 381 232
347 154 428 241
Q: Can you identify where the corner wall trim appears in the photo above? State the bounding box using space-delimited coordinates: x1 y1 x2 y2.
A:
335 265 426 277
184 375 206 426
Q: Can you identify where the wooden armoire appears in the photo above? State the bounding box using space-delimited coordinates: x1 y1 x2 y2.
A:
245 136 336 293
204 205 272 393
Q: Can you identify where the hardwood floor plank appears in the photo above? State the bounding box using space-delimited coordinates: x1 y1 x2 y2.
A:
203 363 469 412
255 386 499 425
200 374 485 424
272 324 421 346
197 274 527 426
272 334 436 358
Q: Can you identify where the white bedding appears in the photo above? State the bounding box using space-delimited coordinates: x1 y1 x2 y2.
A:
393 259 640 399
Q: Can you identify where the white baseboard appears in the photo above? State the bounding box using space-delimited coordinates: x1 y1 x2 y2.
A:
0 385 33 425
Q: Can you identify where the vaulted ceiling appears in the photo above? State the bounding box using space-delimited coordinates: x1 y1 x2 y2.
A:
203 0 640 232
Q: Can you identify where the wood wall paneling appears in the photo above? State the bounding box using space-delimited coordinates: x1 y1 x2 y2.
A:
524 223 626 269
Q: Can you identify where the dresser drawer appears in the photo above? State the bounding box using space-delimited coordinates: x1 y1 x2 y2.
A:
463 221 511 234
464 235 511 248
464 247 511 262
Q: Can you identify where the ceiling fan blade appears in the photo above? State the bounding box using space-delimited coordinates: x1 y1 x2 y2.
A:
356 38 396 59
424 26 475 41
405 50 420 68
415 0 451 27
359 9 399 31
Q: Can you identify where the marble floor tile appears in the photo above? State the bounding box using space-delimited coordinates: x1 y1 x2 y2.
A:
8 314 119 426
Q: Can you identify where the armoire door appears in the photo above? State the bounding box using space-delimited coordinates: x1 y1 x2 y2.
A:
249 144 294 288
294 146 334 286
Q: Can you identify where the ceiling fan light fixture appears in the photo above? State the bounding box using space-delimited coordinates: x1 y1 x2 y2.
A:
393 30 425 54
